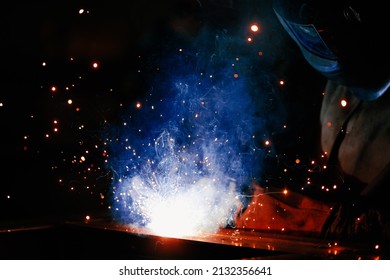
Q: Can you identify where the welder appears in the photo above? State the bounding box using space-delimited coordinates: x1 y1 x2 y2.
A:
237 0 390 243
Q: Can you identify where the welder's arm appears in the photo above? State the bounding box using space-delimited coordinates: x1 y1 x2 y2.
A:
234 185 332 235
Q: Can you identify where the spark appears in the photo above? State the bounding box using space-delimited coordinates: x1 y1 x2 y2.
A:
78 9 89 15
250 24 259 32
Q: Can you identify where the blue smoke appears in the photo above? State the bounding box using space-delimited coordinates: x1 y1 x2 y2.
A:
104 26 278 233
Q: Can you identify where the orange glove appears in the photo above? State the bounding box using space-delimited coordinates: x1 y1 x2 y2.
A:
235 184 332 235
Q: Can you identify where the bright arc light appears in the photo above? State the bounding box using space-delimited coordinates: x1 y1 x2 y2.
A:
125 176 239 238
148 193 204 238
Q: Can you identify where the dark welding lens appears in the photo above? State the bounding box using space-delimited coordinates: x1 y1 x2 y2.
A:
275 12 337 60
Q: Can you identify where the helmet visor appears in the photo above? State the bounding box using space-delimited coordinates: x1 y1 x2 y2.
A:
275 11 340 73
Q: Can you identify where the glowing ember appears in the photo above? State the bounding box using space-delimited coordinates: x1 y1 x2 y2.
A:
250 24 259 32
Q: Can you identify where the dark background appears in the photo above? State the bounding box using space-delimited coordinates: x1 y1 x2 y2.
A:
0 0 325 226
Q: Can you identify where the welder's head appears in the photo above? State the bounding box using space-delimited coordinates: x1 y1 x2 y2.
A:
273 0 390 100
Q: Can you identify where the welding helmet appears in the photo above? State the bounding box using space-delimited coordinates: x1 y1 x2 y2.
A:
273 0 390 100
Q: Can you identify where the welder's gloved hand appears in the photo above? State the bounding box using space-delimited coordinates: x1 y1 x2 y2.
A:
321 202 390 243
322 165 390 244
234 185 331 236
